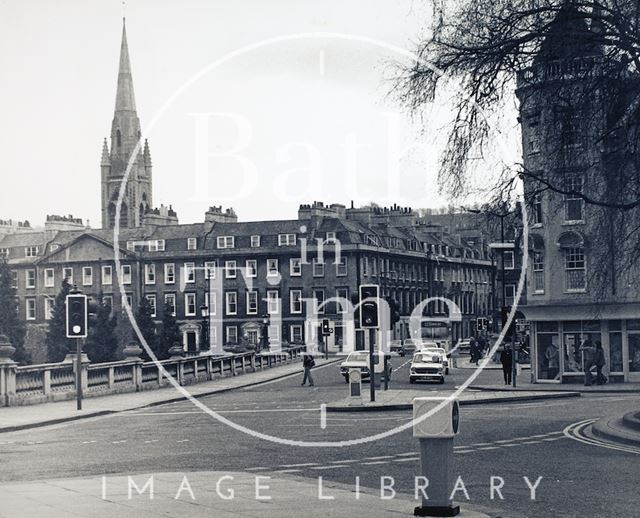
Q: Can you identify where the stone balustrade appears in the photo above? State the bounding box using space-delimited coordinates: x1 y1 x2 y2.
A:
0 341 305 407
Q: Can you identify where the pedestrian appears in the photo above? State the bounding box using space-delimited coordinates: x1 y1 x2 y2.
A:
500 344 513 385
301 353 315 386
581 339 596 386
469 337 477 364
594 341 607 385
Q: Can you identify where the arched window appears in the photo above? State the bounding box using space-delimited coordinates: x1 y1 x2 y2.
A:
116 129 122 147
108 203 116 229
119 203 128 228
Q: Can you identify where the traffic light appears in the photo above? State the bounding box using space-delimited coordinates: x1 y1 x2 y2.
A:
322 318 331 335
476 317 486 331
385 297 401 330
66 293 88 338
359 284 380 329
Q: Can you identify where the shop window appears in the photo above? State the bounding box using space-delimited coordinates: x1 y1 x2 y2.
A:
630 335 640 373
562 321 601 374
608 331 624 373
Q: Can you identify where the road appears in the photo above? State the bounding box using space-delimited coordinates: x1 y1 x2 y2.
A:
0 359 638 517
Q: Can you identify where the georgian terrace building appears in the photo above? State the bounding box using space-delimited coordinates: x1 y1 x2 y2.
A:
0 203 493 363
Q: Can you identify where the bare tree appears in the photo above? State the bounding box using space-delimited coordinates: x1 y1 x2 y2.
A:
397 0 640 298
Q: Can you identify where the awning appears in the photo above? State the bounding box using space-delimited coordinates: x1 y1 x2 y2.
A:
556 230 587 249
519 302 640 321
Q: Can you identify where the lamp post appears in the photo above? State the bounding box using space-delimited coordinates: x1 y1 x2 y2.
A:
261 314 270 354
200 304 209 353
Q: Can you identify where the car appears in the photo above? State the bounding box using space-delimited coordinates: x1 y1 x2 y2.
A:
420 340 440 350
454 339 472 355
389 340 405 356
420 347 450 374
409 351 445 384
339 351 392 383
402 339 422 355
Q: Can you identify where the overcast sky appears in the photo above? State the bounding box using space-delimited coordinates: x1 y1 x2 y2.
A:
1 0 514 227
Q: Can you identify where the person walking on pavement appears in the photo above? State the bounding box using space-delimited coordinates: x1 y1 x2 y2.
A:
594 341 607 385
581 338 596 386
500 344 513 385
301 353 315 386
469 337 478 364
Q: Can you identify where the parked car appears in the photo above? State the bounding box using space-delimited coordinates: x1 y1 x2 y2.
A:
420 347 450 374
409 351 445 384
339 351 392 383
389 340 405 356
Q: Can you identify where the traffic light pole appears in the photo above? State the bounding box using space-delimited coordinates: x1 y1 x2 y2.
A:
75 337 83 411
369 328 376 402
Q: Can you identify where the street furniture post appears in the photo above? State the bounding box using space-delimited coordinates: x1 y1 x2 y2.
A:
348 368 362 403
75 338 83 410
413 397 461 517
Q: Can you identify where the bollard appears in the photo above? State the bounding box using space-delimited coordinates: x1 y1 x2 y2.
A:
413 397 461 517
349 369 362 402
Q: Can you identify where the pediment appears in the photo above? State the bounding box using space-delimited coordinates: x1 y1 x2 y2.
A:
42 234 133 264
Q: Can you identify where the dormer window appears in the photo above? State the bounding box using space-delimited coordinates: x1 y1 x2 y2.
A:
217 236 234 249
25 246 38 257
187 237 197 250
278 233 296 246
0 248 8 258
251 235 261 248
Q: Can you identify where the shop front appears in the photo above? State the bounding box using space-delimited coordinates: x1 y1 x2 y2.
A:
523 304 640 384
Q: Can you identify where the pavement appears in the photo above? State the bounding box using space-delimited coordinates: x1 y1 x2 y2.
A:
592 410 640 447
326 388 580 412
470 379 640 393
0 470 494 518
0 358 338 433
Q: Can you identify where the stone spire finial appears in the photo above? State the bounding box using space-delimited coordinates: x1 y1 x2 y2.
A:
115 18 137 113
101 138 110 166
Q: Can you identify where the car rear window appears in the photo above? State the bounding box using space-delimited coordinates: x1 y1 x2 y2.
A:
414 353 442 363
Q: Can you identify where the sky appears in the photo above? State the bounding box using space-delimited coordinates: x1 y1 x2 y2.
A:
0 0 516 227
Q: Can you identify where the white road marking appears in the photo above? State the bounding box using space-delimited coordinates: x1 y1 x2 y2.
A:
245 467 269 471
278 462 318 468
563 418 640 455
396 451 419 457
176 439 190 443
393 457 419 462
362 460 389 465
320 404 327 430
126 408 320 416
111 440 127 444
362 455 394 460
143 439 158 444
310 465 349 470
273 469 302 474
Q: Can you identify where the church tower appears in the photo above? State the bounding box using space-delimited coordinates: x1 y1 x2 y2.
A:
101 19 153 229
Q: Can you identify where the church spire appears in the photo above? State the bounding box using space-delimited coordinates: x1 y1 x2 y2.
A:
115 18 137 113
